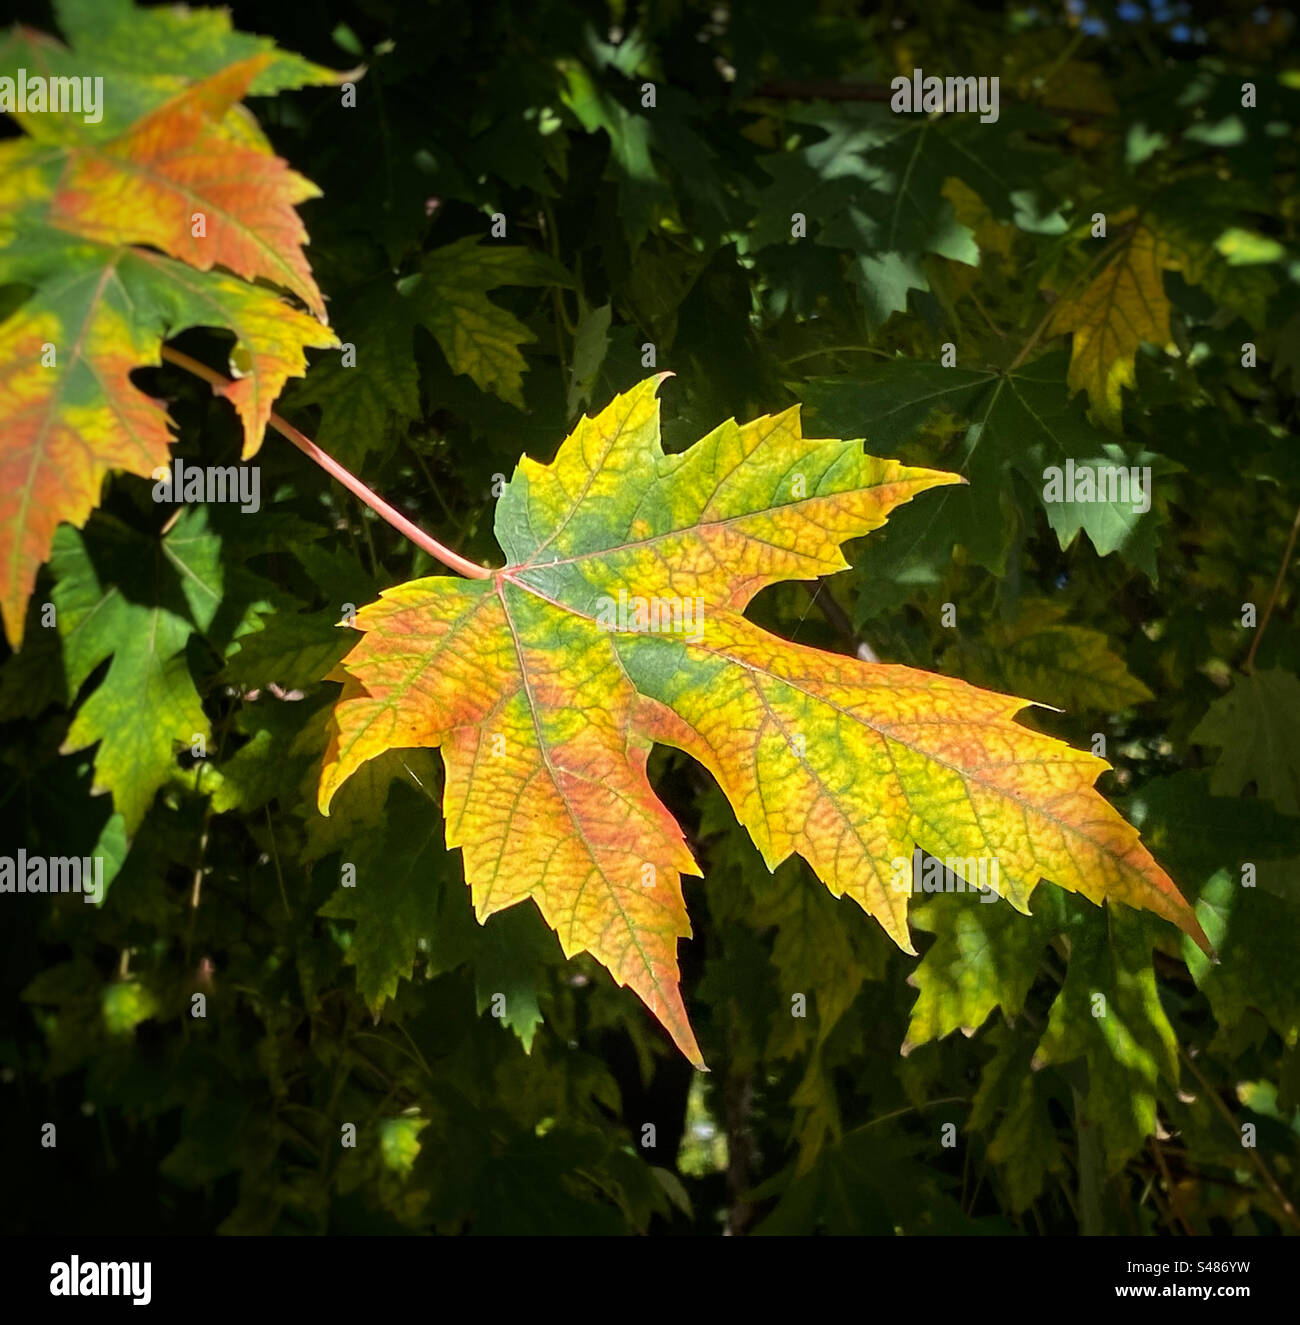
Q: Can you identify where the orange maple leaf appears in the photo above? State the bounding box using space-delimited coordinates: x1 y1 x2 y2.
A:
319 379 1211 1065
0 28 339 645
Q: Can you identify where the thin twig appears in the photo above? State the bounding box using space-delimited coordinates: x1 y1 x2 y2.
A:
855 1095 970 1133
750 79 894 104
1179 1046 1300 1231
782 343 893 367
406 438 456 525
747 78 1111 122
265 805 290 918
1244 499 1300 674
355 494 380 577
799 581 879 661
1151 1133 1195 1236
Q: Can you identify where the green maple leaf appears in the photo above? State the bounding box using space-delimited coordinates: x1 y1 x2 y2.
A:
311 755 552 1048
205 697 324 816
1191 669 1300 816
957 600 1153 712
904 886 1062 1050
51 508 266 835
471 905 556 1052
318 765 455 1016
803 352 1177 577
222 608 354 692
752 107 1064 330
753 110 975 329
751 860 867 1057
1186 871 1300 1049
401 236 573 409
1123 772 1300 1045
969 1023 1067 1210
1033 903 1179 1171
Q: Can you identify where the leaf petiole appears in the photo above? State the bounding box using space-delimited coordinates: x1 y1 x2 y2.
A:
159 346 493 580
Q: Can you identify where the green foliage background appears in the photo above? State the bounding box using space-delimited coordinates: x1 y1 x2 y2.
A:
2 0 1299 1235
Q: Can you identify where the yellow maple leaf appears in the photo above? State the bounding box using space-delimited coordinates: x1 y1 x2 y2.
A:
1050 220 1177 429
319 378 1211 1065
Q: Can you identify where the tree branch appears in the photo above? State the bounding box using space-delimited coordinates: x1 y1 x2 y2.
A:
747 79 1110 122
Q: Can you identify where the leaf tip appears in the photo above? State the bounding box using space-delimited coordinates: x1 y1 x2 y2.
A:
316 777 337 818
1028 699 1067 715
1189 917 1216 961
1175 898 1215 960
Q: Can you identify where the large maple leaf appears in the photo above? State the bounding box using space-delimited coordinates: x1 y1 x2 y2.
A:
0 2 340 646
319 378 1210 1065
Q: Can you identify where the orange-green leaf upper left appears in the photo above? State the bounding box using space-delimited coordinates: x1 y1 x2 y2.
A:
0 1 341 645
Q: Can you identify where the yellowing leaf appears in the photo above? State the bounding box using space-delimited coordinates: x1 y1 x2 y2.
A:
942 176 1014 262
0 238 334 646
49 56 326 316
958 600 1153 711
0 282 171 647
403 236 573 408
319 379 1210 1065
0 15 338 646
0 0 342 144
1050 221 1176 429
101 979 158 1035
